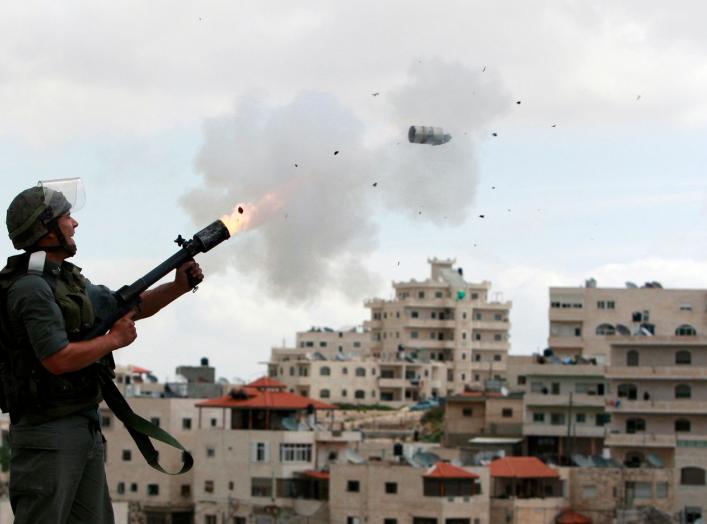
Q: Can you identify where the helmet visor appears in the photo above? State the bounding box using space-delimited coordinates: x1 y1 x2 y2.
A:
38 177 86 213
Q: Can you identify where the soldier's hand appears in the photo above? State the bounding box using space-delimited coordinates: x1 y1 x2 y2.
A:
108 311 138 349
176 260 204 292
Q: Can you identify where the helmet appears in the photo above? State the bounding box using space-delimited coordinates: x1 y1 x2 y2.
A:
6 178 84 250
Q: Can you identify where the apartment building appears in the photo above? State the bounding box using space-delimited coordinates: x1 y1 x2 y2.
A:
269 258 512 406
192 377 361 524
366 258 511 395
329 461 489 524
443 391 524 449
518 356 608 464
548 280 707 362
605 338 707 523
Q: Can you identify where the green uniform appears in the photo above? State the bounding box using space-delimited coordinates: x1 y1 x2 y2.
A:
2 254 117 524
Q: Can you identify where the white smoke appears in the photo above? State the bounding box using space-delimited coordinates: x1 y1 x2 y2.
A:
180 59 510 304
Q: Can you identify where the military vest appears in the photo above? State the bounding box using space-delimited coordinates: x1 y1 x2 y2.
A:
0 252 102 424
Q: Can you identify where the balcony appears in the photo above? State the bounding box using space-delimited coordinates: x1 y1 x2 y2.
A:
524 393 605 408
377 377 406 388
548 336 584 349
411 340 455 350
472 320 510 331
314 430 362 443
523 423 606 438
523 363 605 378
364 319 382 330
607 366 707 380
604 432 676 448
406 319 457 329
471 341 509 351
548 308 585 322
471 361 507 372
605 400 707 414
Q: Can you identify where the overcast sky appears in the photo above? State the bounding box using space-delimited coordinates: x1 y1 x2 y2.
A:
2 1 707 382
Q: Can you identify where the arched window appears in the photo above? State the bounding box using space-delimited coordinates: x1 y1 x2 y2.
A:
596 323 616 336
676 324 697 336
624 451 644 468
320 367 331 376
675 384 692 399
354 390 365 399
676 351 692 365
320 389 330 399
675 419 691 432
681 467 706 486
355 367 366 377
626 418 646 434
617 383 638 400
615 324 631 336
626 350 639 367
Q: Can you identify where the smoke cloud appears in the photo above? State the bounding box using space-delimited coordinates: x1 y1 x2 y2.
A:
180 59 509 304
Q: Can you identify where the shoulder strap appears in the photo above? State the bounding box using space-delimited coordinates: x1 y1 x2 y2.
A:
97 368 193 475
27 251 46 276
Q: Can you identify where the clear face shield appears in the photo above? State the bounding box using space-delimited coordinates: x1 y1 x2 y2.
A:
38 177 86 214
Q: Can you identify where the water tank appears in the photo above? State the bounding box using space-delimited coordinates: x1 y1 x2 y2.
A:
200 357 209 366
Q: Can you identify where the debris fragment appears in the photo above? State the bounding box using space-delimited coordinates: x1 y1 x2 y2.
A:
636 95 641 101
492 132 498 137
551 124 557 128
479 215 485 219
237 206 244 214
482 66 486 72
516 101 521 105
408 126 451 146
372 92 380 97
491 186 496 190
372 182 378 187
334 150 339 155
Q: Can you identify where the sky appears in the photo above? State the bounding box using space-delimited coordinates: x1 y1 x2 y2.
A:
2 1 707 382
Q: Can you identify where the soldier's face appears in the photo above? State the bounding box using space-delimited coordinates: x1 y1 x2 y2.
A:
56 214 78 247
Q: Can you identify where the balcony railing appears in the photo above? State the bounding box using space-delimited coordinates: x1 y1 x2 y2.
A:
604 432 676 448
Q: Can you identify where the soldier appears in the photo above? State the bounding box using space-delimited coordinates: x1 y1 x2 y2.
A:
0 179 203 523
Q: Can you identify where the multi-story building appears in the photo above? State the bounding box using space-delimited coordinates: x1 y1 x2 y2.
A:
518 356 608 464
329 461 489 524
269 258 512 407
605 338 707 523
548 280 707 362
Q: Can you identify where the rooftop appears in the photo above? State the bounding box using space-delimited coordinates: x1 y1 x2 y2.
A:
489 457 560 479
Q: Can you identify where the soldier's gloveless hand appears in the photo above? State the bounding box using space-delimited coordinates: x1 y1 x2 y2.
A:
175 260 204 292
108 310 137 349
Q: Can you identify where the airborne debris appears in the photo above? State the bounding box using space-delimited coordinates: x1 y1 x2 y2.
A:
237 206 244 214
551 124 557 128
636 95 641 101
492 132 498 137
372 182 378 187
334 150 339 155
491 186 496 190
408 126 451 146
294 163 298 167
372 92 380 97
479 215 485 219
482 66 486 72
516 101 521 105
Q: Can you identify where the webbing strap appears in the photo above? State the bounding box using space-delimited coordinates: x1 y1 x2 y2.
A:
98 371 193 475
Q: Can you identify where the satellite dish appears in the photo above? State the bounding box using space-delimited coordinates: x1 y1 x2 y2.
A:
282 417 299 431
625 282 638 289
500 386 509 397
646 453 664 468
572 454 592 467
412 451 440 468
345 449 365 464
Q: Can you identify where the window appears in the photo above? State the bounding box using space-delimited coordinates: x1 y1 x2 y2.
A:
320 366 331 376
518 375 526 385
607 301 615 309
342 389 348 397
597 300 605 309
385 482 398 494
384 520 398 524
551 382 560 395
181 484 191 497
462 408 473 417
533 412 545 423
206 447 215 458
347 518 361 524
493 334 502 341
147 484 159 496
617 383 637 400
355 390 365 399
205 516 217 524
655 482 668 498
582 485 597 498
150 417 160 427
626 418 646 433
474 333 481 341
320 389 330 398
347 480 360 492
626 350 639 367
596 323 615 335
101 415 112 428
676 351 692 365
130 483 138 492
229 481 234 491
204 480 214 493
474 353 481 362
418 291 425 299
319 341 327 347
122 449 132 461
576 413 586 423
501 408 513 418
252 442 269 463
280 443 312 463
676 419 691 432
411 331 419 339
675 384 692 399
551 413 565 425
251 478 272 497
210 418 218 428
680 304 693 311
493 354 502 361
681 467 706 486
355 367 366 377
411 311 419 318
117 482 125 495
342 367 348 375
676 324 697 336
182 418 192 430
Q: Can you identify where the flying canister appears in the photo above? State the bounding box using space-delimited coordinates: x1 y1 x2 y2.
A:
408 126 452 146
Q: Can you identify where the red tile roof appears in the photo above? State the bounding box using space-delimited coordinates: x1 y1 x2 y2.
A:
247 377 287 390
301 470 330 480
196 388 336 410
129 365 151 374
489 457 560 479
423 462 479 479
556 509 592 524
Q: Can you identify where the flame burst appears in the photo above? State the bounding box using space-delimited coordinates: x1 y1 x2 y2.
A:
220 192 283 236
